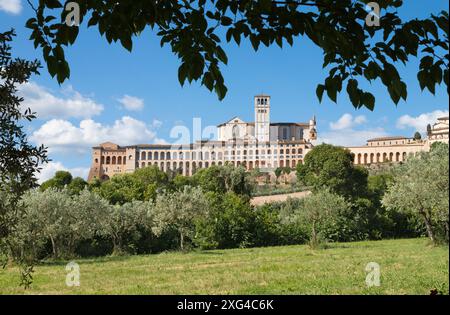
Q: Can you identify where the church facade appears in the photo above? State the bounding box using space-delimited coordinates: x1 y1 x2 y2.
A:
87 94 448 181
88 95 317 181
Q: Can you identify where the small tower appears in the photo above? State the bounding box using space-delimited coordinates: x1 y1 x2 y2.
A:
254 95 270 142
308 115 317 141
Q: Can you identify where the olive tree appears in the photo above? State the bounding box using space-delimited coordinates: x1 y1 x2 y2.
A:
295 190 350 248
99 200 154 255
152 186 209 250
16 188 109 259
382 143 449 244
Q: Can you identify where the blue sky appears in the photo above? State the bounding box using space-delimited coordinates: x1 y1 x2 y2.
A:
1 0 448 182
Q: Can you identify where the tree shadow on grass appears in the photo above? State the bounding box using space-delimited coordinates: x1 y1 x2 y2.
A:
38 255 136 267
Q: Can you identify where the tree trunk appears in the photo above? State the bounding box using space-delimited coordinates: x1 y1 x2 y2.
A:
49 235 57 259
420 209 436 244
311 220 317 248
180 232 184 251
445 220 449 244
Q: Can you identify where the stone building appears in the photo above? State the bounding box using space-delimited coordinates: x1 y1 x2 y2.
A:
348 116 449 165
87 95 317 181
87 93 448 181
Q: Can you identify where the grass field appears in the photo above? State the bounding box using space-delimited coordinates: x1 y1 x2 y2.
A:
0 238 448 295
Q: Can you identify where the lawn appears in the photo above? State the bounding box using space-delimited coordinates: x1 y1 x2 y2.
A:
0 238 448 295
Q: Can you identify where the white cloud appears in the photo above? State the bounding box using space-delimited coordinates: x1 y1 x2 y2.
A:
396 110 449 133
330 113 367 130
0 0 22 14
37 161 89 184
117 94 144 111
19 82 104 119
31 116 167 154
318 114 386 146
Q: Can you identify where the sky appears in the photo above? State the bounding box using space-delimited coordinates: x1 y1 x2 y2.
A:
1 0 448 183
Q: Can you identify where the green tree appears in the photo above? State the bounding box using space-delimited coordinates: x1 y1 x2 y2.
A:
0 29 48 286
152 186 209 250
94 174 145 205
192 165 253 197
295 190 350 248
382 143 449 244
274 167 283 184
195 191 256 249
296 144 368 198
67 177 88 195
172 174 192 190
40 170 74 191
16 188 108 259
26 1 448 108
413 131 422 140
99 200 153 255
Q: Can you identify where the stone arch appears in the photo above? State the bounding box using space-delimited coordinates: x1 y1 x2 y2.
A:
396 152 400 162
357 153 362 164
106 156 111 164
154 152 159 160
117 156 122 164
141 151 146 160
141 162 146 168
112 156 116 165
160 152 165 160
364 153 368 164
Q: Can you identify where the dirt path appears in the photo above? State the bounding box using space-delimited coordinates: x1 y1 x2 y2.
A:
251 191 311 206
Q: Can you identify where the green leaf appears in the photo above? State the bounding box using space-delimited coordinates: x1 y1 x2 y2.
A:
178 63 188 86
120 36 133 52
316 84 325 103
216 46 228 64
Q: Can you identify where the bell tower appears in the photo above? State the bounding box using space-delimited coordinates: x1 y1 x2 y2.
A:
254 95 270 142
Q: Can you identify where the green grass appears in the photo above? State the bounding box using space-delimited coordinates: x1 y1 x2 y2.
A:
0 238 448 295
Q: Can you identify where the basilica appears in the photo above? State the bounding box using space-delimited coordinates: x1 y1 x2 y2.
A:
88 95 317 180
87 95 448 181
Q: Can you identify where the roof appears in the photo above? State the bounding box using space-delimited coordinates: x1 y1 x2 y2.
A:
437 116 449 121
367 136 411 142
217 121 310 127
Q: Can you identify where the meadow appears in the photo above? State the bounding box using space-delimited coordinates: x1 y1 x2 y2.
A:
0 238 448 295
